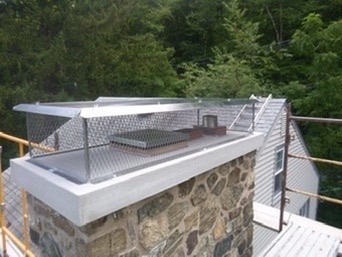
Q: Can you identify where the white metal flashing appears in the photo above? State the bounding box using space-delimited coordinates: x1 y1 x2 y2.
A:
11 133 263 226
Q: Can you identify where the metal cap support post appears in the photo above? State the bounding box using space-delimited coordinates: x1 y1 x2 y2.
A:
252 103 255 132
82 118 91 182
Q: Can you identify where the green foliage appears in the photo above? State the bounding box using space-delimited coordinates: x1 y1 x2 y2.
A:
181 0 268 98
182 55 263 98
0 0 179 168
290 14 342 117
162 0 231 63
241 0 325 44
287 14 342 227
111 34 177 97
0 0 341 227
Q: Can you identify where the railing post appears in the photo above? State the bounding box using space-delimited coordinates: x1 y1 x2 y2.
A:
18 144 30 255
19 143 24 157
0 146 8 257
0 133 36 256
21 189 29 255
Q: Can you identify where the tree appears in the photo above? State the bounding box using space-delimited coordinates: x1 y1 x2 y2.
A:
287 13 342 228
241 0 324 45
0 0 179 168
181 0 269 97
162 0 232 64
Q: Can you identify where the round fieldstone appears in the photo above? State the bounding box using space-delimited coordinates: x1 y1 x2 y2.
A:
52 214 75 237
207 173 218 190
34 203 52 218
220 185 243 211
80 216 107 236
213 234 233 257
39 232 62 257
251 157 256 168
230 159 237 168
163 230 184 256
138 192 174 223
218 163 230 176
248 182 255 190
112 228 127 254
238 156 244 165
240 197 248 206
75 238 87 256
212 217 225 240
139 216 168 250
243 160 250 170
212 178 226 196
227 167 241 187
184 211 199 232
238 239 247 255
30 227 40 245
228 207 242 220
199 204 218 235
87 233 111 257
243 203 253 227
178 178 195 198
191 184 208 206
186 230 198 255
241 173 248 182
168 202 189 230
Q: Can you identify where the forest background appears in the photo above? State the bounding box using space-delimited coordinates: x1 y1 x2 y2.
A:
0 0 341 227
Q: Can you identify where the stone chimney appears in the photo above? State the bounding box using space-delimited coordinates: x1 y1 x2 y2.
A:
26 151 256 257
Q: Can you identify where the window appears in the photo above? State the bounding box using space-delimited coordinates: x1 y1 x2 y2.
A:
274 147 284 196
299 199 310 217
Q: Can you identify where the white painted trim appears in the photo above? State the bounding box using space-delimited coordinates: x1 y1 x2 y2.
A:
11 133 263 226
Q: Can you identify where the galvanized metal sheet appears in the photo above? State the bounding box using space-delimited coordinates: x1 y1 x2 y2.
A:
13 98 259 118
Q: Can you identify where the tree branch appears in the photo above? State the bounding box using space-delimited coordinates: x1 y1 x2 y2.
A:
265 6 280 44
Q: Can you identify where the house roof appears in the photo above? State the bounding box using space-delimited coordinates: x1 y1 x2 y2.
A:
253 95 286 137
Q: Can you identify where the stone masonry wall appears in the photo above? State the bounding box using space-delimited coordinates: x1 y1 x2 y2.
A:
28 151 256 257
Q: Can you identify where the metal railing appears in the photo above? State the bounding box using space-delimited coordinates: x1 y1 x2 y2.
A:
0 131 35 257
228 104 248 130
247 94 272 131
278 106 342 232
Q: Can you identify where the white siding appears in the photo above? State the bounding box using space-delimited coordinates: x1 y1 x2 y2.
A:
254 103 286 205
253 224 278 256
253 99 319 256
285 122 319 219
253 102 287 256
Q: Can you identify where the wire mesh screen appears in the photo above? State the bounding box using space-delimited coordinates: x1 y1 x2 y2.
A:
24 103 253 183
27 113 74 156
87 110 198 182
